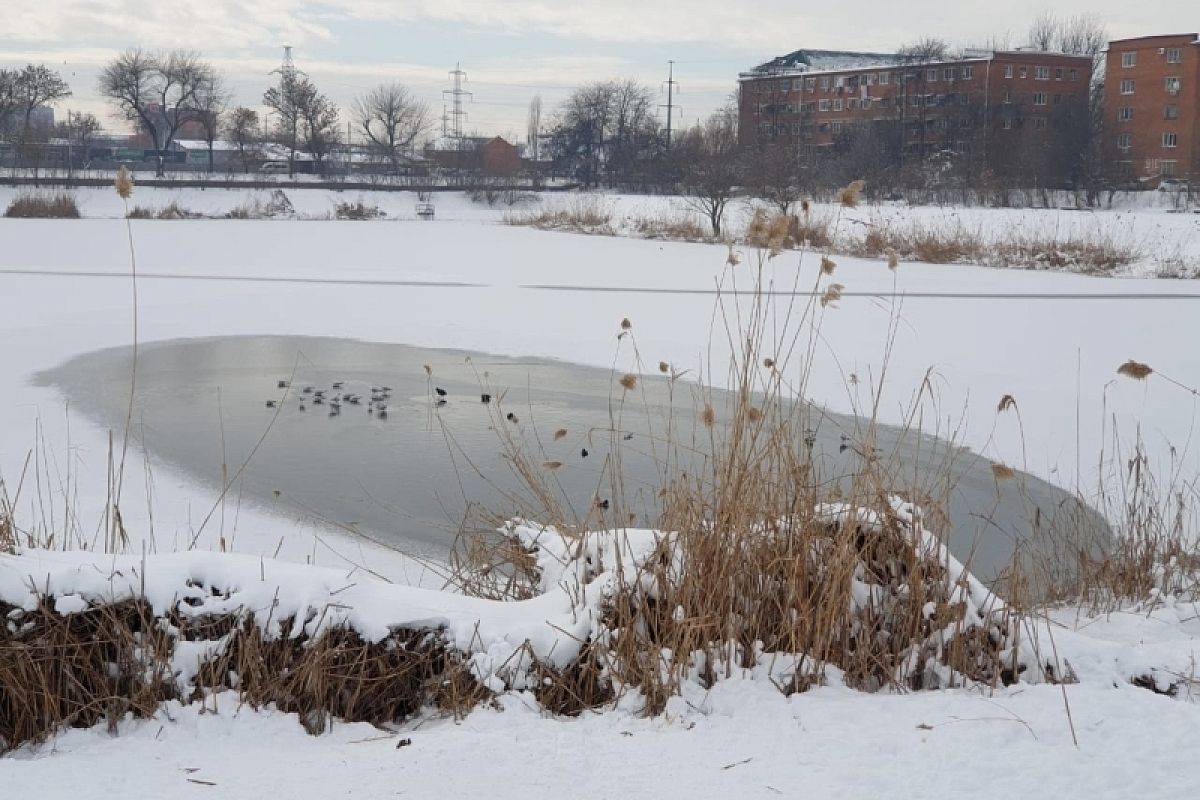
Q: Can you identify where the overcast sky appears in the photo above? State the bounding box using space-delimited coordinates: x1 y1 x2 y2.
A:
0 1 1192 142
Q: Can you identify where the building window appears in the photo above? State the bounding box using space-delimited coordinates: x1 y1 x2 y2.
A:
1002 118 1013 130
1055 67 1064 80
1117 133 1132 150
1019 66 1028 79
959 93 970 105
1004 64 1014 78
1118 106 1133 121
848 98 858 110
833 99 843 111
819 77 830 91
792 79 803 91
962 66 974 79
1035 66 1050 80
1161 160 1177 176
830 121 843 133
1033 117 1047 130
865 74 876 85
927 68 938 81
1121 51 1137 68
1003 89 1012 104
1120 79 1135 94
944 67 955 81
1034 92 1048 105
805 78 815 92
879 72 890 85
1163 132 1178 148
910 95 921 107
1166 48 1182 63
1069 69 1079 81
834 76 844 88
818 99 830 111
1165 104 1179 119
1165 76 1181 94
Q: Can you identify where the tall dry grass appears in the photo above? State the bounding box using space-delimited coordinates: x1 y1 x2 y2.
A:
4 192 81 218
503 196 615 234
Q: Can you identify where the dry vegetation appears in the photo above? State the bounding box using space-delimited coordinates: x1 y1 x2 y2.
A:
503 196 615 234
0 598 490 753
333 200 387 220
3 192 81 218
506 195 1155 275
126 200 202 219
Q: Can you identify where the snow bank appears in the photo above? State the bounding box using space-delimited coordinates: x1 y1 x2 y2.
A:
5 500 1193 715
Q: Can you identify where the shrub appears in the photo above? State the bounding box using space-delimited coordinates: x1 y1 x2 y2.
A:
126 201 201 220
3 193 80 219
334 200 387 220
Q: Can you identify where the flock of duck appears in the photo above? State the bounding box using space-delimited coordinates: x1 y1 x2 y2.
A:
266 379 492 420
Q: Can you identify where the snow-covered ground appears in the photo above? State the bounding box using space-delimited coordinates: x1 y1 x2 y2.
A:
4 682 1197 799
2 188 1198 794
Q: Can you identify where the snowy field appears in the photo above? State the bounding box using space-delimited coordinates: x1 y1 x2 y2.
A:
2 188 1199 796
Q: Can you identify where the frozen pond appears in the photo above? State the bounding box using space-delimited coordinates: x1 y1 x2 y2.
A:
35 335 1109 581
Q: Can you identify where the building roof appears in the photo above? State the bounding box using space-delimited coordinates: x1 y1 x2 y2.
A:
1107 32 1199 45
424 135 515 152
741 47 1092 81
748 49 899 75
174 139 240 152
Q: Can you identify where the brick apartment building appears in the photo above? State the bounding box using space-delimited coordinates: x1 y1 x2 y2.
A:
738 48 1093 178
1103 33 1200 183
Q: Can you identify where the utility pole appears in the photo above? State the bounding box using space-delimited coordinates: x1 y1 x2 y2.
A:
442 63 472 147
661 60 679 151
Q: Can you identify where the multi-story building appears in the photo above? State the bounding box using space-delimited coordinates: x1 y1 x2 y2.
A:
737 48 1094 180
1103 33 1200 183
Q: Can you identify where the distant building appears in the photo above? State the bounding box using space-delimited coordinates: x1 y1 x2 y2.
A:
738 47 1093 169
174 139 242 168
424 136 522 176
1103 33 1200 183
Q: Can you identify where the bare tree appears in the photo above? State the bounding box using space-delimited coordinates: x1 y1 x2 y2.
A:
263 73 304 175
0 70 18 138
677 105 741 237
223 106 261 173
353 82 431 173
193 72 230 173
56 111 101 170
895 38 951 167
549 79 658 188
1027 12 1059 51
747 140 805 214
8 65 71 166
98 50 214 176
298 83 339 173
527 93 542 163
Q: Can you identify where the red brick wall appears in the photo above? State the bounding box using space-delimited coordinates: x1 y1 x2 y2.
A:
738 52 1091 161
1103 34 1200 182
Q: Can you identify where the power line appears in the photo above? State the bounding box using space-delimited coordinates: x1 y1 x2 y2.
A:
661 60 679 151
441 63 472 143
